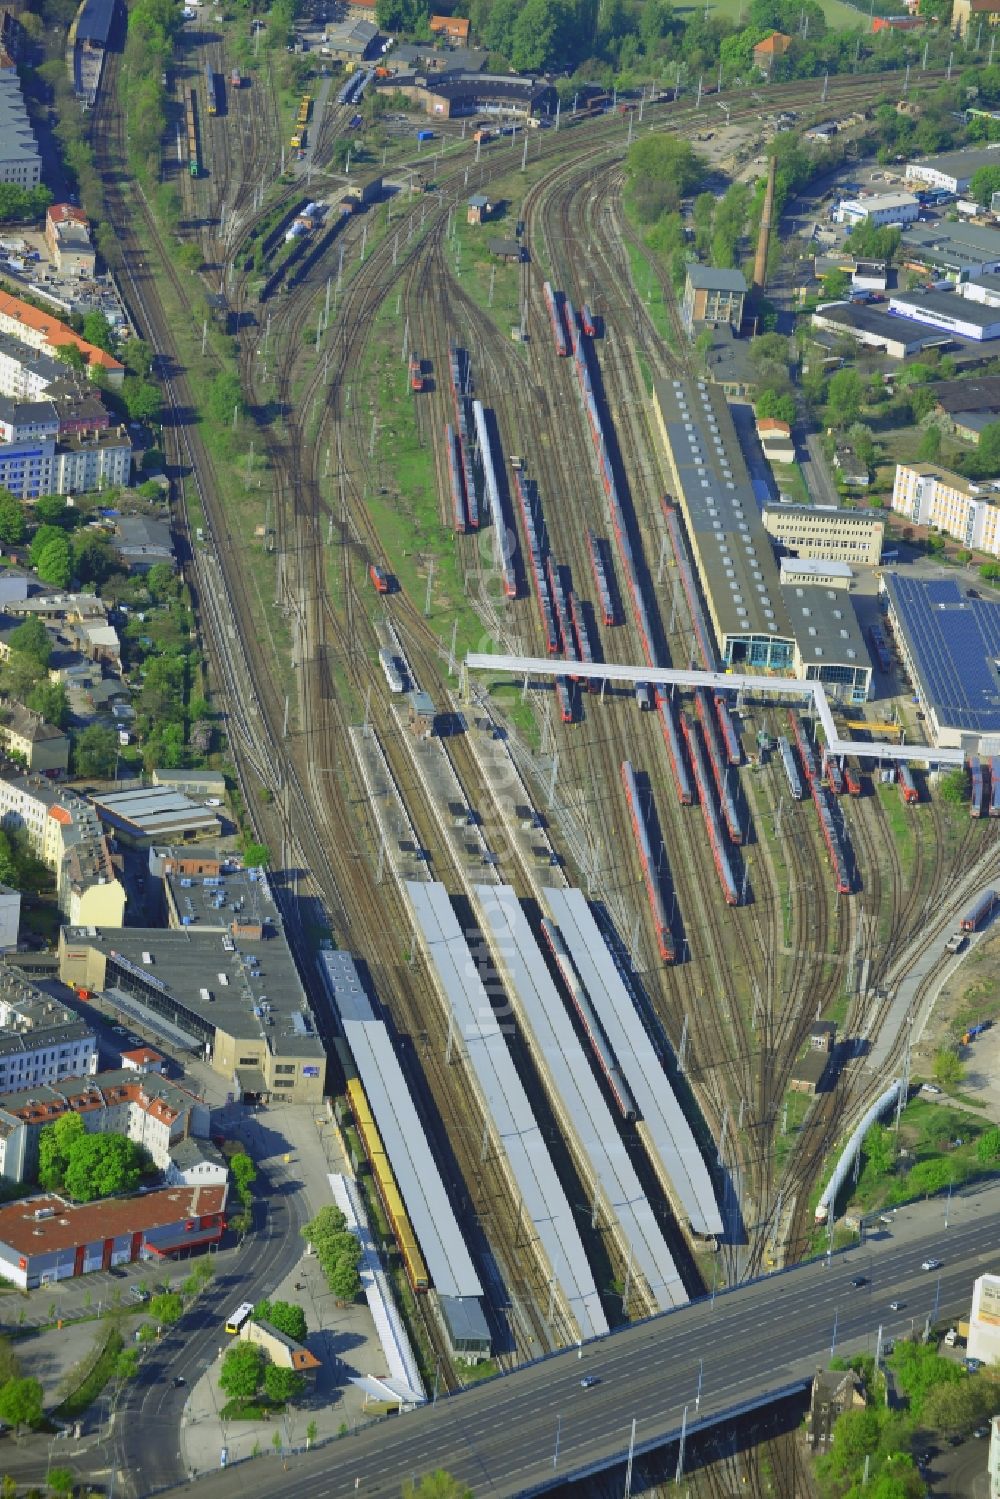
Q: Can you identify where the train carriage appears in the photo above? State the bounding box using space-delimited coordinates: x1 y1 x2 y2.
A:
541 919 637 1118
970 756 984 819
586 530 616 627
445 424 467 533
898 763 919 806
205 62 217 115
778 736 803 801
990 756 1000 817
658 692 694 807
620 760 674 962
961 889 998 932
542 281 569 356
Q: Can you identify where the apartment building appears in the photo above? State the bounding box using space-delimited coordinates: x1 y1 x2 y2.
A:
0 289 123 385
0 777 125 926
0 971 96 1096
0 50 40 188
0 699 69 774
761 504 885 566
891 462 1000 554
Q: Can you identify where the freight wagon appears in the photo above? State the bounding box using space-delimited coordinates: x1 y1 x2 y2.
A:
540 918 637 1118
205 61 217 115
960 889 998 932
346 1077 429 1293
186 91 200 177
621 760 674 962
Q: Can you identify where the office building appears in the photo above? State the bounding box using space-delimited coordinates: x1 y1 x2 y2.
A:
835 191 919 228
887 288 1000 341
762 503 885 565
968 1272 1000 1365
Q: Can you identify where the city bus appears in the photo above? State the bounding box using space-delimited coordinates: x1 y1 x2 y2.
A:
224 1301 254 1335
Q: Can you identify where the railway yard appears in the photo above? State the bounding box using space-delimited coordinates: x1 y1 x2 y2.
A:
84 17 1000 1493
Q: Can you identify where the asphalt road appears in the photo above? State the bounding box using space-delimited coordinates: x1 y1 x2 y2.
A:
154 1185 1000 1499
112 1155 309 1497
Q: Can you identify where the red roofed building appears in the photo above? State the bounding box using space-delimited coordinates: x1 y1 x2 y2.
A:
120 1047 167 1075
0 1186 226 1288
753 31 791 71
44 205 96 278
0 289 123 386
429 14 470 40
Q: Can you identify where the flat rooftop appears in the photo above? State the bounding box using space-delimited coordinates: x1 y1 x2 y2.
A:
166 862 274 933
63 917 325 1057
931 375 1000 412
900 220 1000 266
653 378 794 648
889 289 1000 329
883 574 1000 734
91 786 221 839
813 302 938 348
907 146 1000 181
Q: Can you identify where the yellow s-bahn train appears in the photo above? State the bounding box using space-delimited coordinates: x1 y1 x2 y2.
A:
346 1077 429 1292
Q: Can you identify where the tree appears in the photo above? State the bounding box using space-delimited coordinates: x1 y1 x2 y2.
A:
34 495 71 529
921 1374 995 1436
148 1292 183 1326
890 1341 963 1419
121 376 161 424
26 681 68 730
863 1123 894 1179
56 344 87 373
263 1364 306 1405
38 1111 85 1190
328 1253 362 1303
917 425 942 462
241 841 269 870
0 1336 20 1386
401 1473 474 1499
253 1300 306 1343
115 1348 140 1381
71 531 115 588
231 1151 257 1201
8 616 51 671
33 535 72 588
932 1046 965 1089
905 1156 956 1199
827 368 864 426
970 163 1000 207
939 767 970 805
81 311 115 354
218 1341 264 1403
45 1468 75 1497
177 242 203 275
72 724 118 778
0 490 25 545
0 1376 43 1431
205 370 244 429
976 1125 1000 1163
756 388 796 425
62 1134 146 1201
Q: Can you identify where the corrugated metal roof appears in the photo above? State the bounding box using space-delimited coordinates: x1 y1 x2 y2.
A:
406 880 608 1341
542 887 724 1239
475 885 686 1312
685 263 748 293
319 949 483 1303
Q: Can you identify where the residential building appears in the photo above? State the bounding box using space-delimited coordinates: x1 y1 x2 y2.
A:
163 1136 230 1194
752 29 790 71
0 426 130 500
833 446 871 487
59 880 327 1103
762 504 884 566
906 146 1000 195
0 52 40 188
968 1272 1000 1365
0 289 124 385
806 1368 866 1449
0 882 18 950
111 515 174 572
681 264 747 333
429 13 469 40
953 0 1000 36
651 378 871 701
0 777 125 926
120 1046 166 1074
834 191 919 227
899 220 1000 284
241 1318 322 1374
0 1185 226 1288
321 16 378 61
0 699 69 774
891 461 1000 554
44 205 96 278
0 397 58 444
880 572 1000 751
0 972 96 1094
0 1068 212 1183
0 333 65 402
887 287 1000 341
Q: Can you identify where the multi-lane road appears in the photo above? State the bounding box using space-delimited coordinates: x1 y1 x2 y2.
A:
155 1182 999 1498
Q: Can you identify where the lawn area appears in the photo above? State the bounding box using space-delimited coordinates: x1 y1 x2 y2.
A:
675 0 864 25
451 211 526 344
625 239 676 349
875 780 916 869
770 461 812 508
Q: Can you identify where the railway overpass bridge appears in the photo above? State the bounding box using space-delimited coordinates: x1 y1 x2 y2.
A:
163 1185 999 1499
461 654 964 767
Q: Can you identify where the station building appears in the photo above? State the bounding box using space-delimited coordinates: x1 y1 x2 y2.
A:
58 865 326 1104
761 503 885 566
652 378 871 703
880 573 1000 752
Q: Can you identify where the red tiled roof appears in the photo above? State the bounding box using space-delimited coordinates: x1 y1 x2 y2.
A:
0 1187 226 1255
48 204 89 227
121 1048 163 1065
0 289 123 373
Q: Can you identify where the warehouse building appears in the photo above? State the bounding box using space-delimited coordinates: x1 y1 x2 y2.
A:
905 146 1000 196
887 287 1000 341
321 16 378 61
835 191 919 228
58 871 327 1104
681 265 747 334
881 573 1000 750
811 301 941 359
375 69 555 119
899 221 1000 283
89 786 221 847
891 461 1000 556
932 374 1000 442
652 378 871 702
0 1185 226 1289
762 503 885 566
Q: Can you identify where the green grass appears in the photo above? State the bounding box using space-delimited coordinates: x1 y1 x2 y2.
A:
450 214 526 343
625 239 676 348
53 1328 123 1420
774 1089 813 1173
770 461 812 508
875 780 916 869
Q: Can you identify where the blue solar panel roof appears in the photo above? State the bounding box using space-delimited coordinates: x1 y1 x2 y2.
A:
884 574 1000 733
